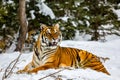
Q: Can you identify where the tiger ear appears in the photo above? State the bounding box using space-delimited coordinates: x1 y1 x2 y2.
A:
54 23 59 29
40 24 47 31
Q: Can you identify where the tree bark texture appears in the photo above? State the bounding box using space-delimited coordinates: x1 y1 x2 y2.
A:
15 0 27 52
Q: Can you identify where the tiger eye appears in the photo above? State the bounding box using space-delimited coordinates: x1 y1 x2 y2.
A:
54 32 58 35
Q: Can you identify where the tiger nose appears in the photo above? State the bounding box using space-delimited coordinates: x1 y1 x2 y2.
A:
52 38 58 42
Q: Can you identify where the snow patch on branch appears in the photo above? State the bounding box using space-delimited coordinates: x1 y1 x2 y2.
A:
112 9 120 20
36 1 55 19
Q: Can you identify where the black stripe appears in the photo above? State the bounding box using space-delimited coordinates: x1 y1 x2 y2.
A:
34 47 40 60
84 51 89 61
77 53 80 62
34 59 40 66
76 49 80 62
57 47 61 67
42 49 56 59
42 35 45 43
81 52 92 65
65 48 73 66
71 49 77 66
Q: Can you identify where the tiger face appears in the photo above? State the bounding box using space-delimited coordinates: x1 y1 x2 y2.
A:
40 24 62 49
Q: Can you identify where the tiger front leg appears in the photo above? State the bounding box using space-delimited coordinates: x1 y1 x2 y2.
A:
17 62 33 74
27 64 55 74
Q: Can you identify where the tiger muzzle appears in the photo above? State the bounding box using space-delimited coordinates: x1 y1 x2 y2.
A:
49 42 57 46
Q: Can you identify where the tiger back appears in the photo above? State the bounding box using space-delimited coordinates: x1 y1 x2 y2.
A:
17 24 110 75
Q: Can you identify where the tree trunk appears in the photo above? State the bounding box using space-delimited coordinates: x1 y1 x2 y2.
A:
15 0 27 52
91 24 99 41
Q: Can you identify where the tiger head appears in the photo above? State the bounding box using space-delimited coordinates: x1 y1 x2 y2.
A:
40 24 62 49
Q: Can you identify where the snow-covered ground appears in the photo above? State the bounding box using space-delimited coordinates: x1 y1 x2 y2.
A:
0 39 120 80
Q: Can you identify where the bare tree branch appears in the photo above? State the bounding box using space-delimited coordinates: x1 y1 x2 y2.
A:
39 69 64 80
2 52 22 80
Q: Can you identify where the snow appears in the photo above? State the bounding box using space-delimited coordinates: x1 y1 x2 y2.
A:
113 9 120 20
29 10 35 19
36 1 55 19
101 24 114 29
28 0 55 20
58 16 69 22
2 0 13 4
0 39 120 80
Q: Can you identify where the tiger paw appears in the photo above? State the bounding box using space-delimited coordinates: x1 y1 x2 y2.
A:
16 70 26 74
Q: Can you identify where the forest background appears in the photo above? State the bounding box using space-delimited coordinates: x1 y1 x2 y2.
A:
0 0 120 52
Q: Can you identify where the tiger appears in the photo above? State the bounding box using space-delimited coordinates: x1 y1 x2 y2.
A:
17 24 110 75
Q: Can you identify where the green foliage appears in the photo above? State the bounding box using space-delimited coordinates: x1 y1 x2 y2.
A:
0 0 120 41
0 0 19 38
45 0 120 40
